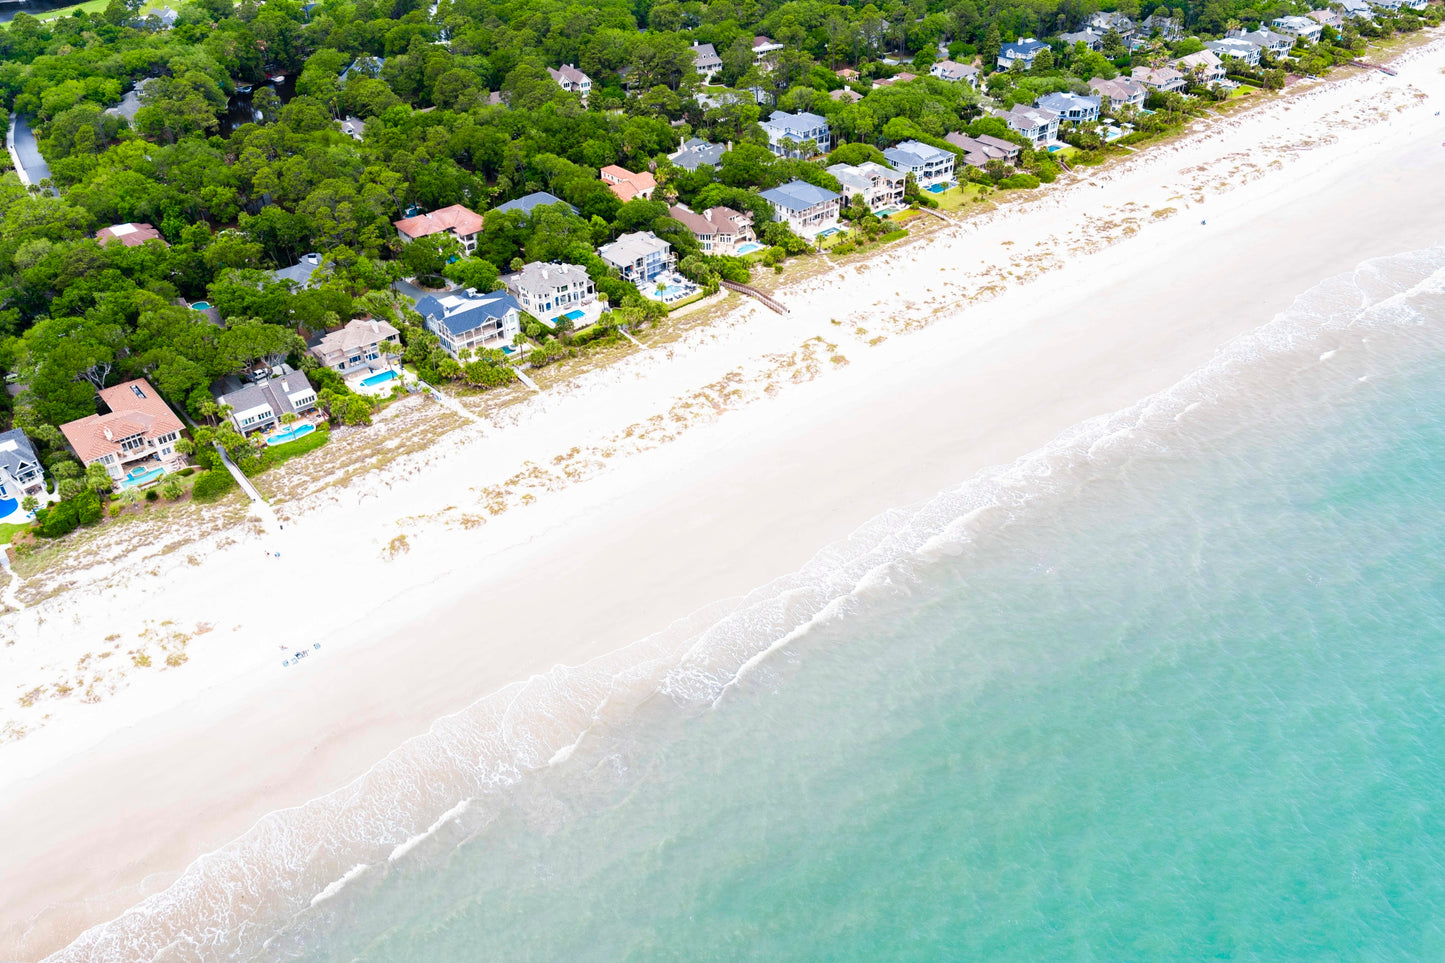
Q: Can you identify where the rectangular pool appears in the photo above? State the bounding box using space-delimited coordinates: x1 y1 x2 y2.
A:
360 370 398 387
735 242 764 255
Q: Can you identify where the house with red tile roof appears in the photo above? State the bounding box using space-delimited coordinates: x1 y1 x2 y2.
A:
59 379 186 483
96 223 167 247
599 165 657 202
393 204 485 254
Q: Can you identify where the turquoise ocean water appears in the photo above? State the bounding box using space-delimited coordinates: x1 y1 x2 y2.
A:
54 245 1445 961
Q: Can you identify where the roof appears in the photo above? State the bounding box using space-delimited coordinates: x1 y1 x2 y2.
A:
883 140 953 168
340 116 365 138
502 261 592 298
826 162 903 193
308 317 401 357
275 252 324 288
60 379 184 465
760 180 841 212
945 132 1018 159
599 165 657 202
691 42 722 69
999 105 1059 128
96 222 165 247
1001 38 1047 57
1174 49 1224 70
493 191 578 216
1061 29 1104 45
0 429 39 481
548 64 590 85
763 110 829 133
215 365 316 420
670 138 726 170
1089 76 1147 99
394 204 484 240
1132 65 1185 86
415 289 522 337
598 231 672 265
1036 92 1101 112
830 89 863 103
931 60 979 81
666 204 751 238
1208 38 1261 55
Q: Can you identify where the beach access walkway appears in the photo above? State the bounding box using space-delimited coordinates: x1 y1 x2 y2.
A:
721 280 789 315
212 440 281 533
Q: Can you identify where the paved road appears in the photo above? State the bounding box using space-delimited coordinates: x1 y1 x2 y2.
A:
8 114 54 192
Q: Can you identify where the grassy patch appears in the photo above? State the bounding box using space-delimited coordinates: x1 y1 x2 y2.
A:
0 521 34 545
931 184 987 211
256 425 330 471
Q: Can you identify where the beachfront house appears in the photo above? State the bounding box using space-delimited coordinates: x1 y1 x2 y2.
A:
1061 28 1105 51
274 252 324 290
394 204 484 254
1132 65 1187 93
502 262 598 323
598 232 676 284
96 223 166 248
826 162 907 213
669 138 727 171
493 191 578 216
752 35 785 65
882 140 956 190
997 38 1047 70
996 105 1060 147
761 111 832 159
0 429 45 500
692 42 723 82
1339 0 1377 20
213 365 318 435
929 60 980 87
1271 15 1323 43
415 289 523 358
59 379 185 483
759 180 843 237
1035 92 1101 124
1207 38 1262 66
1308 9 1345 29
945 132 1021 168
599 165 658 202
1236 28 1295 56
307 317 401 375
667 205 756 254
548 64 592 103
1088 76 1148 109
1173 50 1227 85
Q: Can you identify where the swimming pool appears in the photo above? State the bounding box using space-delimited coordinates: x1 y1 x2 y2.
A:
1047 144 1065 153
266 423 316 446
735 242 764 255
561 309 586 322
360 370 398 387
190 301 212 311
0 497 17 518
875 208 900 218
650 282 695 301
121 466 165 488
925 183 950 193
816 228 841 239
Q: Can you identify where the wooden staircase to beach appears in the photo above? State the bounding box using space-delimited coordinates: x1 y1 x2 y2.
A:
721 280 789 315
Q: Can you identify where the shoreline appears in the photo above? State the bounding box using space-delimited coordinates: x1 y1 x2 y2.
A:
4 35 1445 959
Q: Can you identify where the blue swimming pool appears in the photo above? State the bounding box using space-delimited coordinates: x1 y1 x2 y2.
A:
561 309 586 321
925 183 950 193
875 208 900 218
120 466 165 488
0 497 17 518
650 282 694 301
266 423 316 446
190 301 212 311
1047 144 1065 153
735 242 764 255
816 228 841 239
360 370 398 387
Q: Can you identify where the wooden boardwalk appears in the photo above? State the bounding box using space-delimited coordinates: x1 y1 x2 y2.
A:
721 280 789 315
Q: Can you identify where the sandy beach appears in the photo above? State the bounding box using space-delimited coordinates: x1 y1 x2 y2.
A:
3 36 1445 959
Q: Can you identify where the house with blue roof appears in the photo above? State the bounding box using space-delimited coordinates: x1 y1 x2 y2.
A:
1035 92 1101 124
760 111 832 159
415 289 523 358
759 180 843 236
997 38 1048 70
882 140 956 190
493 191 579 217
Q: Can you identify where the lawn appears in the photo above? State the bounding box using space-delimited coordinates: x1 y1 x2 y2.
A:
930 183 988 212
0 520 34 545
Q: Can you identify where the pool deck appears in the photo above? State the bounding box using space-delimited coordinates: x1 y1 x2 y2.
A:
345 365 408 396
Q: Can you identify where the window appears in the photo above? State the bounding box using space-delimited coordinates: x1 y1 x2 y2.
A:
131 384 147 399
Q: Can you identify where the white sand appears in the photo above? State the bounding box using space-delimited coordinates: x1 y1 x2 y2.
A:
4 39 1445 958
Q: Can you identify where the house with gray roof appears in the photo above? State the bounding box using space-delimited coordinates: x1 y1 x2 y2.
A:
996 105 1060 147
339 116 365 140
415 289 523 358
759 180 842 236
669 138 727 171
493 191 578 216
692 42 723 81
275 252 324 289
598 232 676 284
997 38 1048 70
214 365 318 435
1036 92 1101 124
1173 49 1227 84
548 64 592 103
1088 76 1148 109
150 6 179 27
1087 11 1137 37
1235 28 1295 56
1142 13 1183 39
0 429 44 500
929 60 980 87
308 317 401 375
1132 65 1187 93
1271 15 1323 42
1061 29 1105 51
760 111 831 159
827 162 906 213
1208 38 1262 66
945 132 1020 168
883 140 956 189
501 262 597 323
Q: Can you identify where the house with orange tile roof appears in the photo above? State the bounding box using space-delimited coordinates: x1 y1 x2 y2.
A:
599 165 657 202
393 204 485 254
59 379 186 484
96 223 167 247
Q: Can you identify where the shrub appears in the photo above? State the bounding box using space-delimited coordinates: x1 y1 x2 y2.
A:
38 500 79 539
145 490 159 502
879 229 910 243
178 467 196 477
74 489 103 525
998 173 1042 190
191 470 237 503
